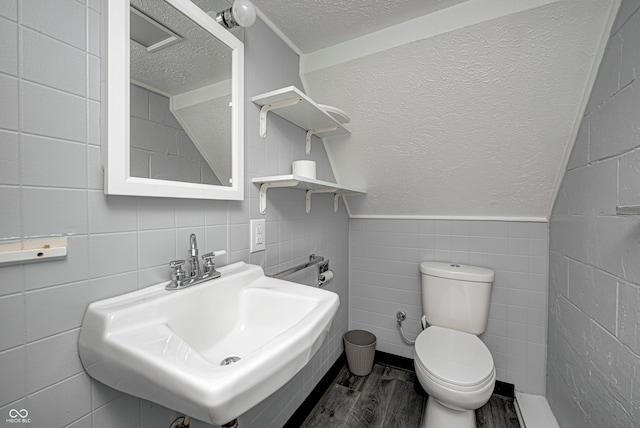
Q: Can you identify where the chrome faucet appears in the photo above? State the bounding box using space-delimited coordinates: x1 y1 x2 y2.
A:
189 233 201 277
167 234 225 290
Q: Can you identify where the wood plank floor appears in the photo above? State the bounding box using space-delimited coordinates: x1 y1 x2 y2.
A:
301 363 520 428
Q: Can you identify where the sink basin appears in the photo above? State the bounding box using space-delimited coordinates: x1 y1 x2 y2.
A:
78 262 339 424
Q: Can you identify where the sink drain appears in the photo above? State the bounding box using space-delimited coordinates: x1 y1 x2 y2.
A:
220 356 241 366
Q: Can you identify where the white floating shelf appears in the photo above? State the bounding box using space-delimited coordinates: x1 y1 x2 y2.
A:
252 174 366 214
0 237 68 266
251 86 351 154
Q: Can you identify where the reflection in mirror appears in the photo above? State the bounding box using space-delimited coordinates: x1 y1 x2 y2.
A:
129 84 225 185
129 0 233 186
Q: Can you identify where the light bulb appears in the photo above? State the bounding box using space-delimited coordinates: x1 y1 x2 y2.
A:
231 0 256 27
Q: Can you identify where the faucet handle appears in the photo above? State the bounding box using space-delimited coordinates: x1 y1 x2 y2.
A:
202 252 216 273
169 259 186 283
170 259 185 269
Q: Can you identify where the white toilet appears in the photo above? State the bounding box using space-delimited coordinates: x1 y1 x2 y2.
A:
414 262 496 428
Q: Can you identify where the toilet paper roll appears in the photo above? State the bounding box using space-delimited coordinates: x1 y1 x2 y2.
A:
292 160 316 179
318 270 333 287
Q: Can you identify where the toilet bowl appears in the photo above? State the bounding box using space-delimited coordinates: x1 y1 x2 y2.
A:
415 262 496 428
414 326 495 428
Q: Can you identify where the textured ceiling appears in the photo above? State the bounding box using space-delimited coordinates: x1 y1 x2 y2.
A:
255 0 618 220
250 0 468 54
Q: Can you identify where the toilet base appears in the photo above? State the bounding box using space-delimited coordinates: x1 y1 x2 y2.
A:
421 396 476 428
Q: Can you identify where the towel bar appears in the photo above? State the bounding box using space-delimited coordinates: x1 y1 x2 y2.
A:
268 254 325 279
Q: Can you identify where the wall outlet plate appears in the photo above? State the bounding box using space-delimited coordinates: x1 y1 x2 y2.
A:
250 219 266 253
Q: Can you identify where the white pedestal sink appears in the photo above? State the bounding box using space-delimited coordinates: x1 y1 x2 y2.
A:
78 262 339 424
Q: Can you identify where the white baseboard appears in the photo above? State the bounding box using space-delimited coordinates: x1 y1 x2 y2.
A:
514 392 560 428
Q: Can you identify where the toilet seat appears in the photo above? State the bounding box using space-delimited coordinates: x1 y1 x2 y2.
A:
415 326 494 391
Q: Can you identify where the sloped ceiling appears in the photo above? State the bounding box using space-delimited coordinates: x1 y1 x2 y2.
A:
253 0 619 220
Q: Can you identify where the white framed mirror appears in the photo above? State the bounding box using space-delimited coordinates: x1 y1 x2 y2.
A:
103 0 244 200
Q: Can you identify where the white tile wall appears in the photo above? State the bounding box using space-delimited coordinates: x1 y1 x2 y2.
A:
0 347 26 406
0 74 19 130
350 219 549 395
0 131 19 184
0 3 347 428
22 81 87 142
22 136 87 188
547 1 640 427
22 27 87 96
0 17 18 76
26 330 84 393
21 0 86 50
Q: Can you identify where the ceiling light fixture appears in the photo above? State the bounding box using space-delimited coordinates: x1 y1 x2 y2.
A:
210 0 257 29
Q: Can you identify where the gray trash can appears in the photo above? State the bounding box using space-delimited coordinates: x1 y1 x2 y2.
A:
343 330 376 376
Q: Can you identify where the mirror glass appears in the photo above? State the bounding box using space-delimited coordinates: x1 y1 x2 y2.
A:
130 0 231 186
104 0 244 200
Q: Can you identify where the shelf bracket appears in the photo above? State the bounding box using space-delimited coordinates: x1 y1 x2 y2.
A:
306 188 338 214
259 97 302 138
259 180 299 214
305 125 339 154
335 192 361 213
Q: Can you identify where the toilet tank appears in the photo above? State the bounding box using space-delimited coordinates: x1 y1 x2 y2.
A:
420 262 495 335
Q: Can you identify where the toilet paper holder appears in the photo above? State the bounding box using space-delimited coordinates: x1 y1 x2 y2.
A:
318 260 333 287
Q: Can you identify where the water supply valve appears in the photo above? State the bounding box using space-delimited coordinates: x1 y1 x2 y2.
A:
396 310 406 325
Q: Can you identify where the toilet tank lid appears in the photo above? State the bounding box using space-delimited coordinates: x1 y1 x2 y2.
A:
420 262 494 282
